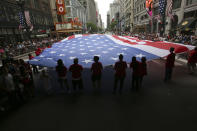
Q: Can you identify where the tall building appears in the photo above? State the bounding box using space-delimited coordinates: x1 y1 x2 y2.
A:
49 0 87 33
0 0 53 43
86 0 97 25
165 0 197 35
107 12 110 29
133 0 150 33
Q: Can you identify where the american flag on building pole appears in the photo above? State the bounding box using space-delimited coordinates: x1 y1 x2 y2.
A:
18 12 24 30
166 0 174 20
159 0 167 16
24 11 33 31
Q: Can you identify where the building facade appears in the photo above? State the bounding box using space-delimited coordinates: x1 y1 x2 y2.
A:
133 0 150 33
0 0 53 43
50 0 87 33
166 0 197 35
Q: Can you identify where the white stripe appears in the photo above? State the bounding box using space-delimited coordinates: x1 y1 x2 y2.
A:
106 35 169 57
75 34 82 38
162 41 195 50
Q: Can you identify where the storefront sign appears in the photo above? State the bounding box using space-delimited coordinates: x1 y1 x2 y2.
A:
56 23 72 30
56 0 66 15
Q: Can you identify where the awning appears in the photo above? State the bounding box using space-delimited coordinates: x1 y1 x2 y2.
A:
57 29 82 33
177 17 197 31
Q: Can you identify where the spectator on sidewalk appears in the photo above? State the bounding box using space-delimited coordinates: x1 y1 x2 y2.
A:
164 47 176 82
28 54 39 74
113 54 127 94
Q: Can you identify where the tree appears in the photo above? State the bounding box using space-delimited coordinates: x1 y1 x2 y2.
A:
109 21 118 31
86 23 98 33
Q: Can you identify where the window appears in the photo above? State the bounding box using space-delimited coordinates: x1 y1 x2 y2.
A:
32 0 40 9
186 0 197 5
172 0 182 9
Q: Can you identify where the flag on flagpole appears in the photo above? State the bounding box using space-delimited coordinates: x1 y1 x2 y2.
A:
159 0 167 16
24 11 33 31
18 12 24 30
166 0 174 20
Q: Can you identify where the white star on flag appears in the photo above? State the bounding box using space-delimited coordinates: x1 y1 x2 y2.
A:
39 55 45 57
69 56 76 60
50 51 56 54
59 54 65 56
69 51 75 53
111 57 119 61
102 51 108 54
136 54 145 58
94 55 101 57
81 53 88 55
82 59 93 64
117 53 126 55
121 48 128 50
108 48 114 50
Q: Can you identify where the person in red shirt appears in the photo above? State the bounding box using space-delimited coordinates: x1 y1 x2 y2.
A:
187 47 197 74
56 59 70 93
91 56 103 89
113 54 127 94
69 58 83 93
164 47 176 82
139 57 147 88
130 56 140 90
35 47 42 56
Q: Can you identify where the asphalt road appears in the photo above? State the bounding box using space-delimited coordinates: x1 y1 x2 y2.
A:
0 59 197 131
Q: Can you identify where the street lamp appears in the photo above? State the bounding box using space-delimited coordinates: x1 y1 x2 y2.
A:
16 0 31 41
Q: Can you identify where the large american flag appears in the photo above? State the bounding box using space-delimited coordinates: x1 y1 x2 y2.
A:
29 34 195 68
166 0 173 20
24 11 33 31
159 0 167 16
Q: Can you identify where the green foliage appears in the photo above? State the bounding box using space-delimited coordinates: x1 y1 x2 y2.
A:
108 21 118 31
86 23 98 33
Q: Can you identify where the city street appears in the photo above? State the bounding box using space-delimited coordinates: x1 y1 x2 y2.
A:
0 59 197 131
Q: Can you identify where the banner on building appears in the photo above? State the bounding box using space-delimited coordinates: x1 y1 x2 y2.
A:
56 0 66 15
146 0 153 17
56 23 72 30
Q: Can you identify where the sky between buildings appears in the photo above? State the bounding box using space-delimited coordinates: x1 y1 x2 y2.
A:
95 0 114 28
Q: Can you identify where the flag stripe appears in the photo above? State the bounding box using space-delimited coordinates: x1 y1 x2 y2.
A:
113 35 192 54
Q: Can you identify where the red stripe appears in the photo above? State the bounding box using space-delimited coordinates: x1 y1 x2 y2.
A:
82 34 90 36
68 35 75 40
113 35 138 45
113 35 189 53
147 41 189 53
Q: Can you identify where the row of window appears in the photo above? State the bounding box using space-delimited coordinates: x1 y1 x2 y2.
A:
134 2 146 14
0 5 53 27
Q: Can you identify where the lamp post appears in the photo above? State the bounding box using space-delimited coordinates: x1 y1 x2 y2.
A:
16 0 31 41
